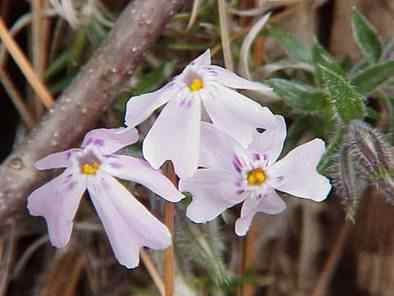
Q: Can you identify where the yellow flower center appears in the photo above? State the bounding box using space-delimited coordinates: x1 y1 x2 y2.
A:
188 79 204 92
247 168 266 186
80 162 100 175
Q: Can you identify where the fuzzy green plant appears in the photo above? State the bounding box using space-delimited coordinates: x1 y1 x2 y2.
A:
265 7 394 221
174 203 232 293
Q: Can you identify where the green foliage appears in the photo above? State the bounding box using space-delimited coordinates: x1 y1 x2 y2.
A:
318 127 344 174
132 62 177 95
265 9 394 222
175 210 232 292
320 65 366 123
351 61 394 95
352 7 382 63
282 116 310 154
312 40 344 86
45 28 89 93
269 79 329 114
266 25 312 63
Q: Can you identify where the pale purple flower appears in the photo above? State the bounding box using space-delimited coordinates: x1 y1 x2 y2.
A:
179 119 331 236
27 128 184 268
125 49 275 178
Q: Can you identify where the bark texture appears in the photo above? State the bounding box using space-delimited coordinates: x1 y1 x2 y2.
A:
0 0 185 222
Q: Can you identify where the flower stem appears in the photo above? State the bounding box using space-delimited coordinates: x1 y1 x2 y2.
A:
240 221 257 296
163 161 177 296
141 249 165 296
240 7 261 294
164 202 175 296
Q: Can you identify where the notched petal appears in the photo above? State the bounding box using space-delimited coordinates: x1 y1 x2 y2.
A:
81 127 139 155
27 170 86 248
88 175 171 268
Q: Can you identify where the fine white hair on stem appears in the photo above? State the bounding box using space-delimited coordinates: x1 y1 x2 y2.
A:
50 0 79 27
187 0 202 31
229 7 270 17
260 61 314 77
92 2 114 28
239 12 271 80
49 0 114 29
229 0 303 16
217 0 234 71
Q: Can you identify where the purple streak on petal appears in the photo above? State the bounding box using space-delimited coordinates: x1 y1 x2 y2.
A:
82 128 139 155
143 94 201 178
109 162 123 169
180 168 246 223
237 189 245 195
35 149 81 170
232 160 242 173
67 181 77 191
179 98 193 109
179 98 186 107
207 69 218 76
235 180 243 187
94 139 104 146
204 68 219 78
232 154 243 172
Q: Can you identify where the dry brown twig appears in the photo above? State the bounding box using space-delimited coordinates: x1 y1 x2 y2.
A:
0 18 54 109
0 68 35 129
310 222 353 296
31 0 50 117
162 161 177 296
141 249 165 296
0 0 185 222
